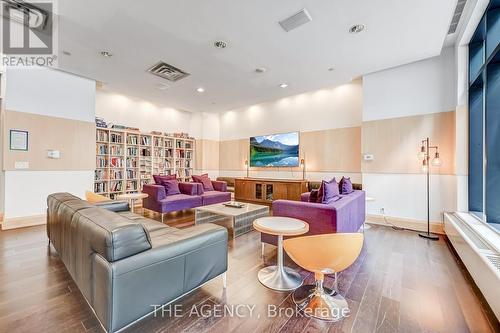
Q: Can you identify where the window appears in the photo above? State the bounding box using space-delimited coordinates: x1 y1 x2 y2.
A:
469 0 500 230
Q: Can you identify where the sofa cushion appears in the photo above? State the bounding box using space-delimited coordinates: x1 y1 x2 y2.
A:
317 177 336 203
75 207 152 262
201 191 231 206
160 178 181 196
192 174 214 191
153 174 176 184
322 178 340 203
160 194 203 212
339 177 354 194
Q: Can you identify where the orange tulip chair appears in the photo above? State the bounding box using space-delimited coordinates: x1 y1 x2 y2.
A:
283 233 364 321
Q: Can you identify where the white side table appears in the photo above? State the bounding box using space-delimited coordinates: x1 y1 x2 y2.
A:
117 193 149 213
253 217 309 291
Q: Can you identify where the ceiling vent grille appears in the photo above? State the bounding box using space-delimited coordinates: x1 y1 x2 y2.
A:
279 8 312 32
448 0 467 34
147 61 190 82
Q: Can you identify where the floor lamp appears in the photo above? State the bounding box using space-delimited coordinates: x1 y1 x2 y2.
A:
418 137 442 241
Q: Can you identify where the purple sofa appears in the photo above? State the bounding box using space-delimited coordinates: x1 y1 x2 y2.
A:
142 181 231 221
262 190 366 246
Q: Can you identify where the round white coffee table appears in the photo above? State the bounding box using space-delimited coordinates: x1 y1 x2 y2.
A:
253 216 309 291
117 193 148 213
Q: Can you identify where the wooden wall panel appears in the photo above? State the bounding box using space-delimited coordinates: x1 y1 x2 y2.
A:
219 126 362 173
219 139 249 171
361 111 456 175
300 127 361 172
195 139 220 170
2 110 95 171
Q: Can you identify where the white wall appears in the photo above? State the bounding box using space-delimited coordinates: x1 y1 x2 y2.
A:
363 47 456 121
2 67 95 219
5 171 94 218
219 81 363 141
96 90 220 140
5 67 95 122
362 48 458 221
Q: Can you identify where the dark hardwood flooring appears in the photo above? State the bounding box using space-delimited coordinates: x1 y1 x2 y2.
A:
0 210 498 333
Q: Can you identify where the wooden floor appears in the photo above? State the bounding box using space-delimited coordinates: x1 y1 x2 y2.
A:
0 211 498 333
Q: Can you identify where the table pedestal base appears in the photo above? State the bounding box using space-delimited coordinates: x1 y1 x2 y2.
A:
258 265 303 291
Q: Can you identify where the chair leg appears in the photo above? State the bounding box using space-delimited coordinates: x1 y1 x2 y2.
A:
222 272 227 289
261 243 265 259
292 273 349 322
161 213 164 223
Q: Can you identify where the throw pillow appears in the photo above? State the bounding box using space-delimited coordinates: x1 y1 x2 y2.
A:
339 177 354 194
322 178 340 203
192 174 214 191
153 174 176 184
316 177 336 203
160 179 181 196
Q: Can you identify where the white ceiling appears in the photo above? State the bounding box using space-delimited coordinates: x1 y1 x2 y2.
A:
57 0 457 112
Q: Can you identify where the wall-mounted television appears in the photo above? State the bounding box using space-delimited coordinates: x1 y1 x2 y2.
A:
250 132 299 167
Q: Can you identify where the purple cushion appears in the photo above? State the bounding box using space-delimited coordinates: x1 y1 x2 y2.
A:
192 174 214 191
322 178 340 203
201 191 231 205
308 190 319 203
339 177 353 194
317 177 336 203
153 174 176 184
160 179 181 196
160 194 202 212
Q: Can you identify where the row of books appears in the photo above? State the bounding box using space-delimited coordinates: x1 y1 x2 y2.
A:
126 158 138 168
110 157 123 168
96 130 108 142
95 169 107 181
110 133 123 143
110 145 124 155
96 156 107 168
110 181 123 192
96 144 108 155
94 182 108 193
127 147 138 156
110 170 123 180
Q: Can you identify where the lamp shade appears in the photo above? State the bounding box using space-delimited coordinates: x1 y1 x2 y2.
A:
431 152 442 167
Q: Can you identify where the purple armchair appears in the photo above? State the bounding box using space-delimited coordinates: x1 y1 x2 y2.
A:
262 190 366 246
142 183 202 221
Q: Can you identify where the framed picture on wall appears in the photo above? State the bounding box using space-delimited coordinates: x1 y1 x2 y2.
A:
10 130 29 151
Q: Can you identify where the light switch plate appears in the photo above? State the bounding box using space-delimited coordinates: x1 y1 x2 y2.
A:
14 161 29 169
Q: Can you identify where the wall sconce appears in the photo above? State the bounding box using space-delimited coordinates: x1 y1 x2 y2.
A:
300 158 306 180
244 159 249 178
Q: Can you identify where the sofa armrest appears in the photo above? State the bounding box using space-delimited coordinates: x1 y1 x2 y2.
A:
179 182 201 195
142 184 166 201
212 180 227 192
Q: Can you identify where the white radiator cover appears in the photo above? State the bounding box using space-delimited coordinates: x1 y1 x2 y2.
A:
444 212 500 321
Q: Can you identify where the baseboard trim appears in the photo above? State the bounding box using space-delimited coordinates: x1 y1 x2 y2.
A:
366 214 444 235
1 214 46 230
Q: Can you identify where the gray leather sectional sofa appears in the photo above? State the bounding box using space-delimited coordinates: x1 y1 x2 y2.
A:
47 193 228 333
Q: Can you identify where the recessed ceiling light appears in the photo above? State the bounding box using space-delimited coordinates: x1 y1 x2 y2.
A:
255 67 267 73
196 87 205 93
349 24 365 34
157 83 170 90
100 51 113 58
279 83 288 88
214 40 228 49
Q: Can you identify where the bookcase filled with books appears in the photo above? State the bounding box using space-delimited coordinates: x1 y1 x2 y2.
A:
94 127 195 198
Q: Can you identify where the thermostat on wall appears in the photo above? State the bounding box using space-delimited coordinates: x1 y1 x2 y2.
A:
363 154 374 161
47 150 61 159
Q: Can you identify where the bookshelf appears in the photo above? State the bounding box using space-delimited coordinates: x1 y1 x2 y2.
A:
94 127 195 198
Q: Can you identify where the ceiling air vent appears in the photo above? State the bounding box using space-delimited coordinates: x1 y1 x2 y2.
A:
279 8 312 32
448 0 467 34
147 61 190 82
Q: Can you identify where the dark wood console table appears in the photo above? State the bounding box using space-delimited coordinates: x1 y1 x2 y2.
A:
234 178 308 203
